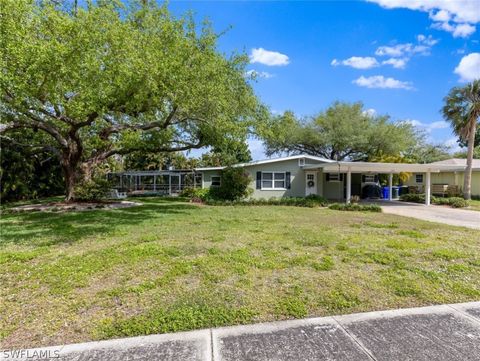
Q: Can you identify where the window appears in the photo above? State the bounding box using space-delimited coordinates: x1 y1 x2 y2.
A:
328 173 340 182
415 174 423 183
298 158 305 167
211 176 221 187
262 172 286 189
363 175 376 183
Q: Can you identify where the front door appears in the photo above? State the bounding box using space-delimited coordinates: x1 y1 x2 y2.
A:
305 172 317 196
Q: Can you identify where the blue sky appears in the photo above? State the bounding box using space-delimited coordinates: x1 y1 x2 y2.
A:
168 0 480 160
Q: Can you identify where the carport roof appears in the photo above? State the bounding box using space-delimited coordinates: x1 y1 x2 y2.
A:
304 161 467 174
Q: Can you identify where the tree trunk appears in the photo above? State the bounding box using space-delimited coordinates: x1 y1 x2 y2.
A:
463 119 476 200
61 141 83 202
63 163 77 202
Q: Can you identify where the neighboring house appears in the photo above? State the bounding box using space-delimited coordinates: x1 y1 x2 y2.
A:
405 158 480 197
196 155 475 204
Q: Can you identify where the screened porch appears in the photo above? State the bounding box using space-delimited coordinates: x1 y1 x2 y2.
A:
108 170 202 196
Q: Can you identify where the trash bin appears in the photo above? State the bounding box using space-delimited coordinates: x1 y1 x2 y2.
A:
399 186 409 196
392 186 399 199
382 186 389 199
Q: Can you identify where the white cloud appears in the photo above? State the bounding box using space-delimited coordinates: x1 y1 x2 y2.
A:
247 138 266 161
382 58 408 69
375 44 410 57
445 137 462 153
454 53 480 82
249 48 289 66
368 0 479 38
404 119 450 133
432 21 476 38
367 0 480 23
429 9 451 22
375 34 438 59
417 34 439 46
362 108 377 117
353 75 413 90
245 69 274 79
375 37 436 58
331 56 379 69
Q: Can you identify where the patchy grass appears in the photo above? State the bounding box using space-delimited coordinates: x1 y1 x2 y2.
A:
1 197 479 348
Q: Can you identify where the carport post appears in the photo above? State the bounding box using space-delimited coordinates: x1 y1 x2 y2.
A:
388 173 393 201
425 170 431 206
346 168 352 204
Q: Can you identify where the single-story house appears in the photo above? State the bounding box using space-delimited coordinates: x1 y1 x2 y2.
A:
196 155 478 205
404 158 480 197
110 155 478 205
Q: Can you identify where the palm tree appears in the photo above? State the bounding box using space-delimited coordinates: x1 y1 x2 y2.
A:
442 80 480 200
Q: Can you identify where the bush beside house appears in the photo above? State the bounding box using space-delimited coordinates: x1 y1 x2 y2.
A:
400 193 469 208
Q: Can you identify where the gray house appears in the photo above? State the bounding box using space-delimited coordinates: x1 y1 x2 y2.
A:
110 154 470 205
196 154 470 204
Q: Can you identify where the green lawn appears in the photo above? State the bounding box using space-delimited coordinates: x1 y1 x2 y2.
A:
468 199 480 211
1 198 479 348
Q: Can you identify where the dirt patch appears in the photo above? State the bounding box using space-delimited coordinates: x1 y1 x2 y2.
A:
8 200 142 213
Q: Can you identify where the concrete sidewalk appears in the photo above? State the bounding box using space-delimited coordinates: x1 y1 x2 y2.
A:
11 301 480 361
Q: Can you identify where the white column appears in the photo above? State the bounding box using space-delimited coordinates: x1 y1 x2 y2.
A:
346 168 352 204
425 170 431 206
153 175 156 191
388 173 393 201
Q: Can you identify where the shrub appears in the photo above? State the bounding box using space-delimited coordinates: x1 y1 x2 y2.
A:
212 167 251 201
328 203 382 212
180 188 212 202
74 177 112 201
400 193 430 203
204 196 328 208
435 197 468 208
400 193 468 208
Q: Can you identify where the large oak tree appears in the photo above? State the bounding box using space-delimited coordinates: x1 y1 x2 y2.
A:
259 102 421 161
0 0 263 200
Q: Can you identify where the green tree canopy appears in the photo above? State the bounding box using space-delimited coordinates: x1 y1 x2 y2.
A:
0 0 264 200
259 102 420 161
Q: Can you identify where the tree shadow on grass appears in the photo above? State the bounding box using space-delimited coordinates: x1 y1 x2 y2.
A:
0 198 199 247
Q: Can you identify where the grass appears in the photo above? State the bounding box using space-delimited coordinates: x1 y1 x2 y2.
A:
468 199 480 211
1 197 479 348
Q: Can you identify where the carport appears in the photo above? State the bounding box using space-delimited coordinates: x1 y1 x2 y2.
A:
305 161 466 205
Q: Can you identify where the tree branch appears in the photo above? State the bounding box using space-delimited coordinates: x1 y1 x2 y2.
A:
98 106 178 140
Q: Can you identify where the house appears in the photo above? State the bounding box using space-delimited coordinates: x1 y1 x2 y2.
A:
196 155 475 205
405 158 480 197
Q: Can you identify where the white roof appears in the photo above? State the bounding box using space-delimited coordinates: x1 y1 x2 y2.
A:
429 158 480 169
195 154 332 171
305 161 469 174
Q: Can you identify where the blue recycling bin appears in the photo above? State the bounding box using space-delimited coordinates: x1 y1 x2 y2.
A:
382 186 389 199
382 186 400 199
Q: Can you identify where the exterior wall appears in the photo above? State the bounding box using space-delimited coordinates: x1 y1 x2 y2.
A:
246 159 306 198
322 173 344 201
200 158 330 199
405 171 480 196
455 172 480 196
200 170 222 189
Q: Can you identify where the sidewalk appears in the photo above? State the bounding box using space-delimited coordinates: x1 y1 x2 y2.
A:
9 301 480 361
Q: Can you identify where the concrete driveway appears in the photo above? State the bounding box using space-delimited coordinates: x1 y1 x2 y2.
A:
379 201 480 230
